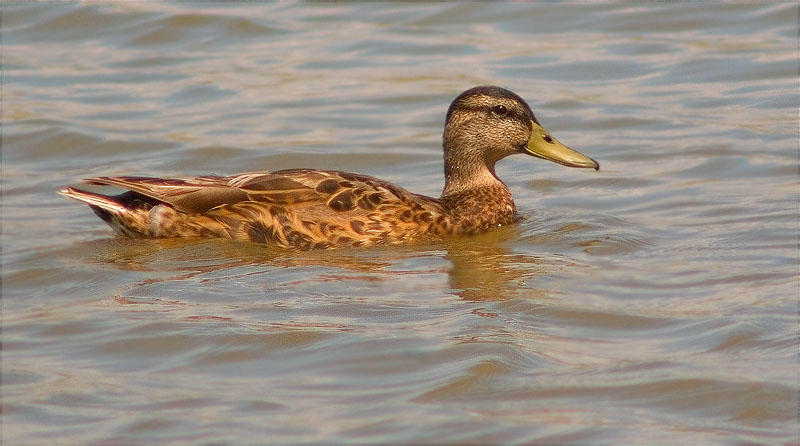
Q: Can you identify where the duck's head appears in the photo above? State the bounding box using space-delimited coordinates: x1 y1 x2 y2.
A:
442 86 598 189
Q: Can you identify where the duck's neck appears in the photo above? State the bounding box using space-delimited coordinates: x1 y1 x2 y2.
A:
440 155 517 232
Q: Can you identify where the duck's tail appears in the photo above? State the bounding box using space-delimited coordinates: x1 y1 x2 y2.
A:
59 187 154 237
59 187 129 213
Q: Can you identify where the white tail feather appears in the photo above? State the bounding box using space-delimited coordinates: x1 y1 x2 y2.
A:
58 187 127 213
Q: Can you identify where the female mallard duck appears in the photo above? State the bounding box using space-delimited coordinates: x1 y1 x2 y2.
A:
60 86 599 250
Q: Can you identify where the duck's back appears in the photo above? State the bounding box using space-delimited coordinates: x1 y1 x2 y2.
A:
61 169 449 249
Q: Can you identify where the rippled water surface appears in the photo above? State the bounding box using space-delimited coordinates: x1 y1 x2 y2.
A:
3 3 798 444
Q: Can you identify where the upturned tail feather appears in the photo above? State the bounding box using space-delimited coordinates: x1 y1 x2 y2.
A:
58 187 158 237
59 187 129 214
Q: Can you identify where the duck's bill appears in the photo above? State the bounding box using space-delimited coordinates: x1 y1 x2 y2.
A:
524 121 599 170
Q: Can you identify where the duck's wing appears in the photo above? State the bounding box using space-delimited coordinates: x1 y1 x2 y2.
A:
231 169 432 212
82 175 250 214
80 169 432 215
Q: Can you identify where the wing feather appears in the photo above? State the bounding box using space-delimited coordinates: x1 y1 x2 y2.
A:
81 169 437 217
82 176 247 214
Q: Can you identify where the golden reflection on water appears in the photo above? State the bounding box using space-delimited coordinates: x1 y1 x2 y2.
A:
69 228 563 305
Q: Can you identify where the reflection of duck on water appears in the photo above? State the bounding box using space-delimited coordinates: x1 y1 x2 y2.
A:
61 86 598 250
74 230 563 305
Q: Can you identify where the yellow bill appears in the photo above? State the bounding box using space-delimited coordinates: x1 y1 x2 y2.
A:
524 121 599 170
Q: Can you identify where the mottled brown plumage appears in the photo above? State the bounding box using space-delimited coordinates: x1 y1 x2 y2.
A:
60 86 599 249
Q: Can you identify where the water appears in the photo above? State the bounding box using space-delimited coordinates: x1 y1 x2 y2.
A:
2 2 798 444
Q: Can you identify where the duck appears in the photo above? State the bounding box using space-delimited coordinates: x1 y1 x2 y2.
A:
60 86 599 250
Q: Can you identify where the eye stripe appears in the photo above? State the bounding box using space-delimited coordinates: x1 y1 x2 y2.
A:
457 105 514 115
446 101 535 130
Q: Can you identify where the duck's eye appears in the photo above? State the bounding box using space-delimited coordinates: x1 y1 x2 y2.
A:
493 105 508 115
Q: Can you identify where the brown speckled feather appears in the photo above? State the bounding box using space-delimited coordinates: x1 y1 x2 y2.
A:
61 86 598 249
64 169 452 249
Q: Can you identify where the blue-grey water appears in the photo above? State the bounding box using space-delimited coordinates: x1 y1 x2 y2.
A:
2 3 798 444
